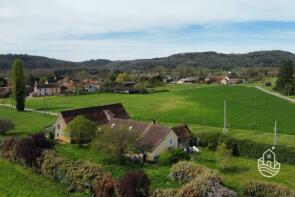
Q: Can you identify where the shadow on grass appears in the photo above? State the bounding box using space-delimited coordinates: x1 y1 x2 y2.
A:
221 165 250 174
6 131 27 136
35 106 72 111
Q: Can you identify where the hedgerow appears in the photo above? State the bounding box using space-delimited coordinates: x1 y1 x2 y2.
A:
194 132 295 164
40 150 103 193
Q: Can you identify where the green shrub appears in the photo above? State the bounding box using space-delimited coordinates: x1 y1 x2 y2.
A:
169 161 205 184
0 119 15 135
216 143 231 170
195 132 295 164
194 132 222 149
236 139 295 164
92 173 118 197
159 148 190 165
242 181 295 197
65 115 97 146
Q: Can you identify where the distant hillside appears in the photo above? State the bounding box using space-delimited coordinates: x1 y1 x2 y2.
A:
1 50 295 71
102 50 295 70
0 54 110 70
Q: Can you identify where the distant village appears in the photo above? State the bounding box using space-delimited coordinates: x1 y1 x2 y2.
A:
0 71 249 98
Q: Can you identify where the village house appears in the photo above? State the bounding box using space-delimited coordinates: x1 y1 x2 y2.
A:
171 124 192 148
51 103 191 160
33 82 61 96
177 77 198 84
220 76 241 85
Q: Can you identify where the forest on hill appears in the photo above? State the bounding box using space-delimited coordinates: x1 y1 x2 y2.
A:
1 50 295 71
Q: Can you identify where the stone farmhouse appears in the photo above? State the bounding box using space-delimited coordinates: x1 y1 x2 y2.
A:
33 82 61 96
51 103 191 160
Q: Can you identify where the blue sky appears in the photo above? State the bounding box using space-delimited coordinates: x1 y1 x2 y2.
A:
1 0 295 61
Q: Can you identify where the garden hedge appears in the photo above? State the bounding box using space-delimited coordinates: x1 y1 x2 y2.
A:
194 132 295 164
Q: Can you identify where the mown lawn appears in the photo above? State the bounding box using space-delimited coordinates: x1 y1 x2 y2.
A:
2 85 293 134
0 158 86 197
55 144 179 190
0 106 55 139
195 149 295 194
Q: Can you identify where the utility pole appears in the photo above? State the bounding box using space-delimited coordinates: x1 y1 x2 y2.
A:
223 99 227 134
11 91 13 110
274 120 277 146
43 94 46 116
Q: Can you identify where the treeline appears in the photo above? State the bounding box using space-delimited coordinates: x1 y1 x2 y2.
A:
275 60 295 95
1 50 295 72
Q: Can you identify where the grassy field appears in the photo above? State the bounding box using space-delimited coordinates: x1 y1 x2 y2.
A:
2 84 294 134
55 144 295 195
56 144 179 190
0 158 86 197
0 84 295 196
0 106 55 139
195 149 295 192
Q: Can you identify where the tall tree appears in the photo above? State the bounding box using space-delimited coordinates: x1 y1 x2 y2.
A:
96 125 138 164
275 60 295 95
11 59 26 111
115 72 129 83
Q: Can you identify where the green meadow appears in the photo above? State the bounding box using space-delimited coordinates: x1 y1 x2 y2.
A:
0 84 295 196
4 84 293 134
0 158 86 197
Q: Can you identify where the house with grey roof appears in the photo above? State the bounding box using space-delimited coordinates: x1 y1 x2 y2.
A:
51 103 191 160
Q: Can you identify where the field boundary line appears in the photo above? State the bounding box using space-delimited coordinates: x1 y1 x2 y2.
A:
0 104 58 116
254 86 295 103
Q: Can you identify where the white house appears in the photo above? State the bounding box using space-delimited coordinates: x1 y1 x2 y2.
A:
177 77 198 84
33 82 61 96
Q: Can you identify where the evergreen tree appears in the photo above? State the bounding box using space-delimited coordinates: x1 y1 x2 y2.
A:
11 59 26 111
275 60 295 95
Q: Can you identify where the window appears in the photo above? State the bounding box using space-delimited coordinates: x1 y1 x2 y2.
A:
169 139 173 145
56 133 59 137
57 124 60 130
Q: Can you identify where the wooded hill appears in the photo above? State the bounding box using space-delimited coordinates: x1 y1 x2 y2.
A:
1 50 295 71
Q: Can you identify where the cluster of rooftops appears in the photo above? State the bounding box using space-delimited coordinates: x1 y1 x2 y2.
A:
53 103 192 160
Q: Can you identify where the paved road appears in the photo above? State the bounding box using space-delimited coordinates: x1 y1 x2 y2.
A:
0 103 58 116
255 86 295 103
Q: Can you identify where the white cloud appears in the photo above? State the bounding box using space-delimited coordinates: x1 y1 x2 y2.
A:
1 0 295 60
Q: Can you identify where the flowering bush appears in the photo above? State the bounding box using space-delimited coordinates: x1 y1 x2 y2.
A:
169 161 205 184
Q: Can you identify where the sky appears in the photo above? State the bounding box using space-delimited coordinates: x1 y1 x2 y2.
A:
1 0 295 61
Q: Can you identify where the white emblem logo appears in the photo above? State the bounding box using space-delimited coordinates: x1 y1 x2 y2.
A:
258 147 280 178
